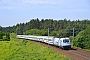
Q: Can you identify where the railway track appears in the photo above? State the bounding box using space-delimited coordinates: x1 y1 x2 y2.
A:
67 48 90 60
29 40 90 60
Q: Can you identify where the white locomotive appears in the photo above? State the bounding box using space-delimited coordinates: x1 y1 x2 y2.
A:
16 35 71 49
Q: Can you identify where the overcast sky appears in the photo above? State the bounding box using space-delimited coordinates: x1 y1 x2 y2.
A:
0 0 90 27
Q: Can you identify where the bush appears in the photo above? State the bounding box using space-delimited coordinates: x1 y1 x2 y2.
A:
0 32 10 41
22 40 28 45
26 29 47 36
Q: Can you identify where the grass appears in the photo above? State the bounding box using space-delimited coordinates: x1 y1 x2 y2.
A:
0 33 70 60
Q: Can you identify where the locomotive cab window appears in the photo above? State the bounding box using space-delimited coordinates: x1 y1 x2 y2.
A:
63 39 69 43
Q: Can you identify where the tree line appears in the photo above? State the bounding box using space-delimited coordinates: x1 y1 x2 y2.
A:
0 18 89 36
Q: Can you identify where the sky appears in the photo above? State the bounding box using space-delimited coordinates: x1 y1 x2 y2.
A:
0 0 90 27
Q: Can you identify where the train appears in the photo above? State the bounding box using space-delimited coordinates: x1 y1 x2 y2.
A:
16 35 71 49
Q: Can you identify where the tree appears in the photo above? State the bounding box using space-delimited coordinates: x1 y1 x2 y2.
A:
0 26 2 31
50 31 57 36
57 30 66 37
74 26 90 49
5 32 10 41
0 31 3 39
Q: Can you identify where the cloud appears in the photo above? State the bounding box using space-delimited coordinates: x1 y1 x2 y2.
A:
0 6 19 9
0 0 23 9
0 0 84 6
0 0 88 10
22 0 61 4
21 0 81 5
0 0 87 5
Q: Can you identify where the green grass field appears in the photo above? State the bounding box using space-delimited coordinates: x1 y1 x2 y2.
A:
0 33 70 60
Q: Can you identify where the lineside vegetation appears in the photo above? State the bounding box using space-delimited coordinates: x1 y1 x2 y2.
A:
0 33 70 60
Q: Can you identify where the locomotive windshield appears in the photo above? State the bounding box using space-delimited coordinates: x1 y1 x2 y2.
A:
63 39 69 43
